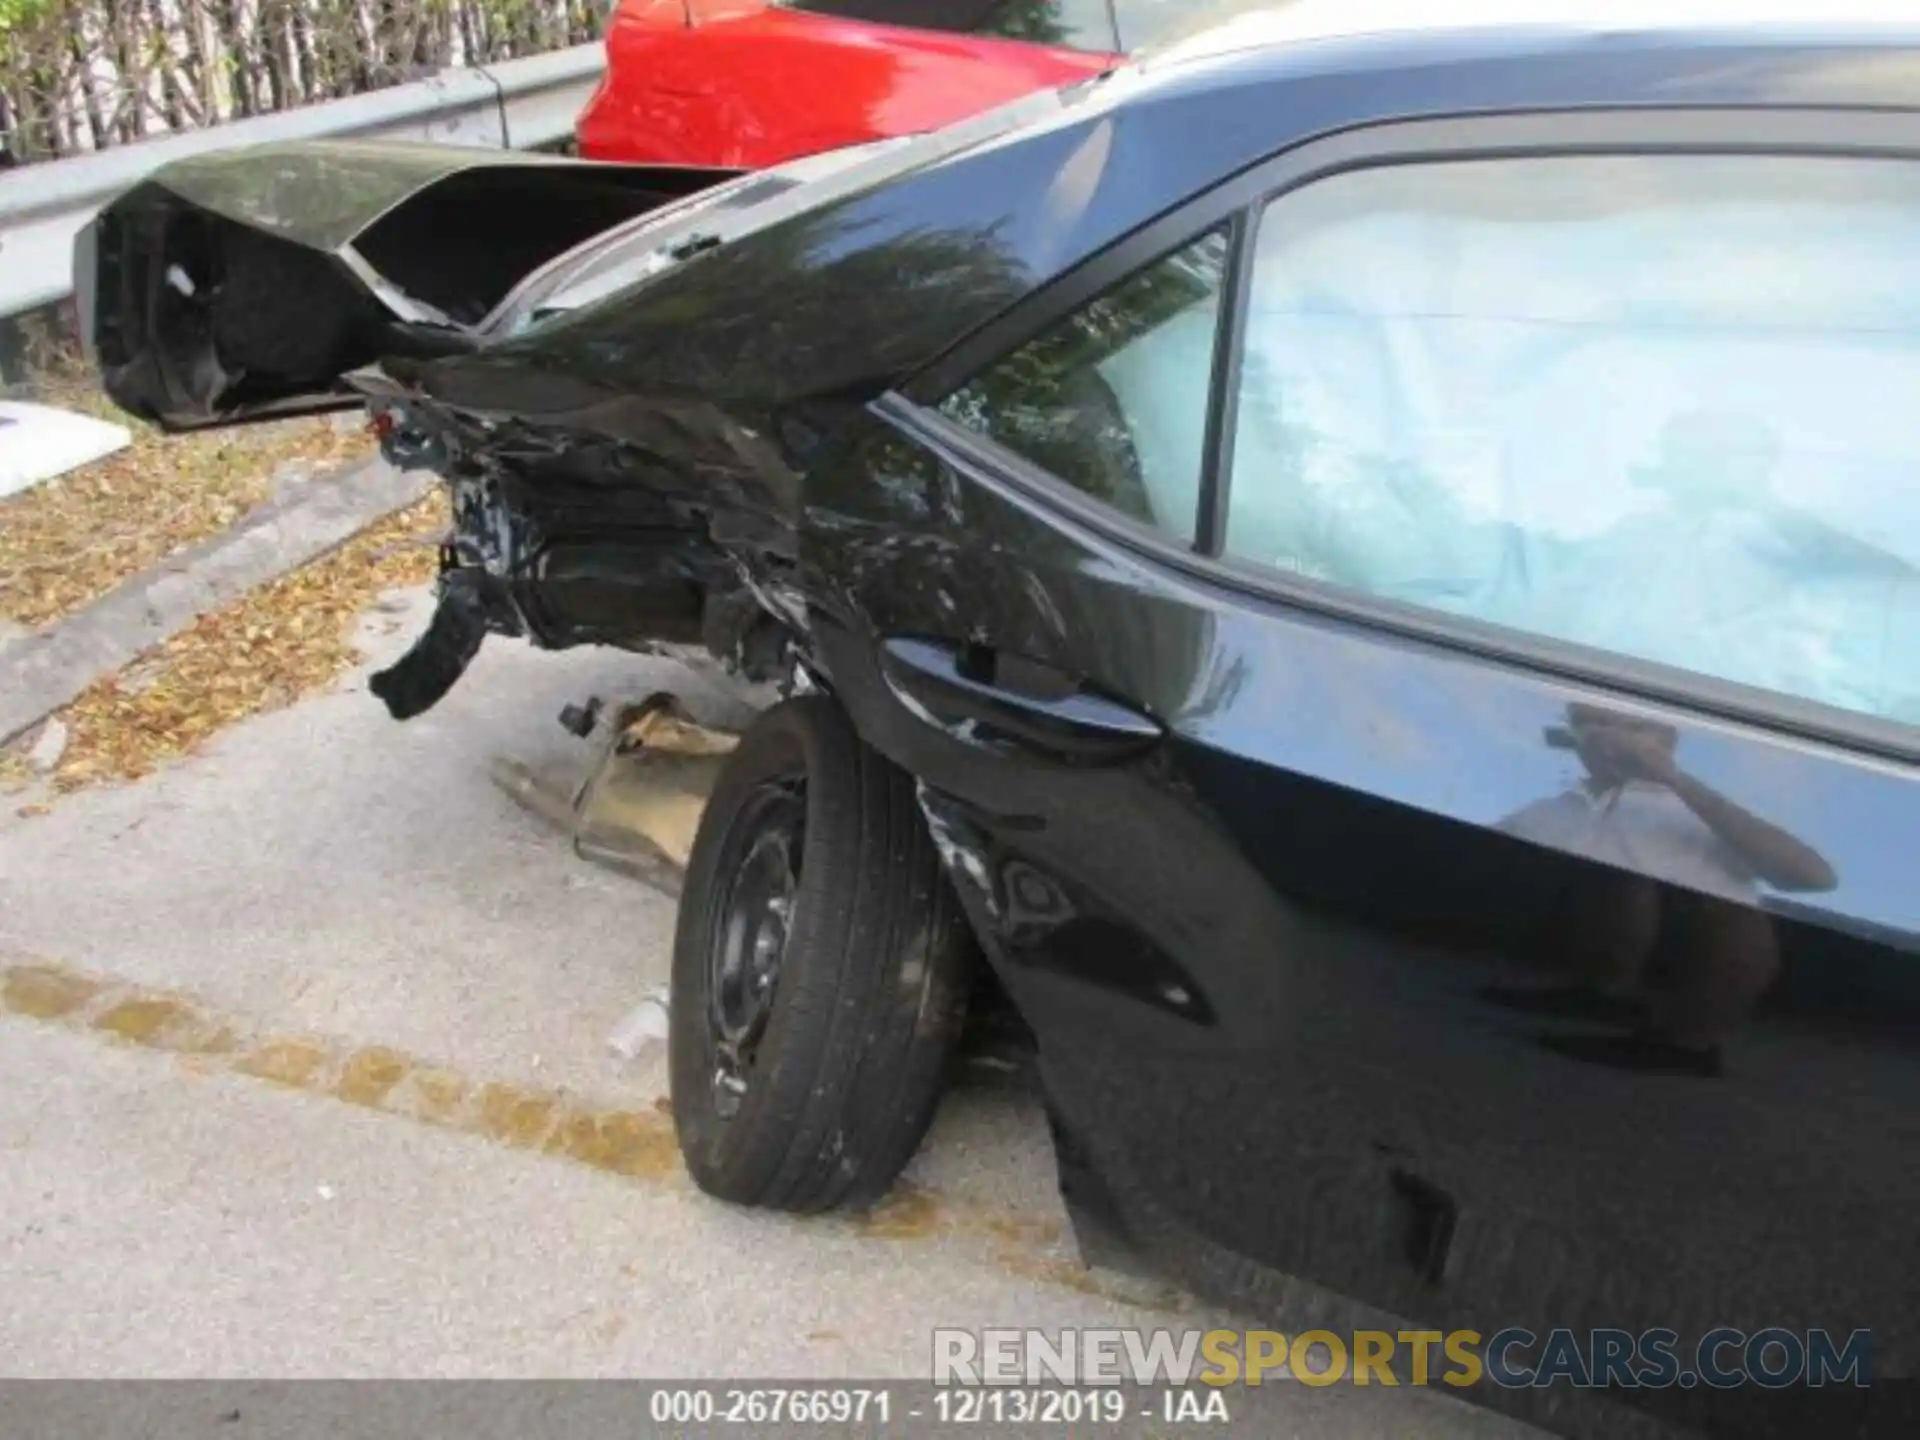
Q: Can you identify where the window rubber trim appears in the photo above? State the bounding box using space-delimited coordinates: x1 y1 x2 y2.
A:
1195 206 1254 556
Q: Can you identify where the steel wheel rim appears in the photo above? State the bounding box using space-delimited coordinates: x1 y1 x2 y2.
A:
707 777 805 1118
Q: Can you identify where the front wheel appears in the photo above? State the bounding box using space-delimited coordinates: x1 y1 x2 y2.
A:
669 696 972 1211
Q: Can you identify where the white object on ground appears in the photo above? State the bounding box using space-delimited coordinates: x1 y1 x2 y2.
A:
0 400 132 498
606 993 670 1062
25 717 68 772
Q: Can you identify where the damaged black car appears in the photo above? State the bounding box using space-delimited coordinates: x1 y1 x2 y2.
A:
76 4 1920 1435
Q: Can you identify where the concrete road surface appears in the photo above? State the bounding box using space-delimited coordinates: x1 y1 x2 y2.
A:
0 586 1535 1436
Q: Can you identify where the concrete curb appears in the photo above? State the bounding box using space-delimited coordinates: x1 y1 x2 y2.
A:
0 456 432 746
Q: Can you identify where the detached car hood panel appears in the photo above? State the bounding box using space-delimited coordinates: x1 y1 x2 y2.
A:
76 140 744 429
128 140 594 252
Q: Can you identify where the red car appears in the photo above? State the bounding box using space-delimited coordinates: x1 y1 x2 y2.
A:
577 1 1200 168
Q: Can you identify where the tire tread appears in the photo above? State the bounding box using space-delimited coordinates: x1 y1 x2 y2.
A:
670 697 970 1213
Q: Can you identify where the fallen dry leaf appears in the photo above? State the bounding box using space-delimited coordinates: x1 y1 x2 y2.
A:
0 752 31 793
0 370 375 630
42 491 450 794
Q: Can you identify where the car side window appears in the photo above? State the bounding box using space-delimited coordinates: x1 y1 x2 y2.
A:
1225 153 1920 728
938 229 1229 542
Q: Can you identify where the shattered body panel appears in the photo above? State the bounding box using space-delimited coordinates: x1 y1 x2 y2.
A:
76 10 1920 1436
78 141 743 429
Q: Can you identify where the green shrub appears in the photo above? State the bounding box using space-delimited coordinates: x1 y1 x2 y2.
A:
0 0 607 163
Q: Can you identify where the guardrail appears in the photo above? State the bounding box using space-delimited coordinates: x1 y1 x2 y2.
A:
0 43 607 322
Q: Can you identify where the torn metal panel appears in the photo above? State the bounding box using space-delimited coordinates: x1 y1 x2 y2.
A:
490 692 738 897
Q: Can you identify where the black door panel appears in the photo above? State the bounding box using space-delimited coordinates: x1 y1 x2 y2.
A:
878 635 1164 762
807 401 1920 1434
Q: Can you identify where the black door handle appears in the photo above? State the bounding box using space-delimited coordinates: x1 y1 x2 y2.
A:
878 637 1162 765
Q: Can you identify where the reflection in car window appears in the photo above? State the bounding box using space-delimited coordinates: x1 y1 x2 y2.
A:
1225 154 1920 728
939 230 1229 540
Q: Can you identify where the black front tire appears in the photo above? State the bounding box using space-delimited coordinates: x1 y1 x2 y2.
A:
669 696 972 1212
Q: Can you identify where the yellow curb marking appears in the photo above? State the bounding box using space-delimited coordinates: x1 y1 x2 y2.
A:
3 956 682 1183
235 1038 329 1088
2 964 101 1020
335 1046 410 1109
0 956 1189 1312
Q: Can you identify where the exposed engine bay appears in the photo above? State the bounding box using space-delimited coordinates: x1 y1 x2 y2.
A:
355 388 753 723
79 136 947 723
